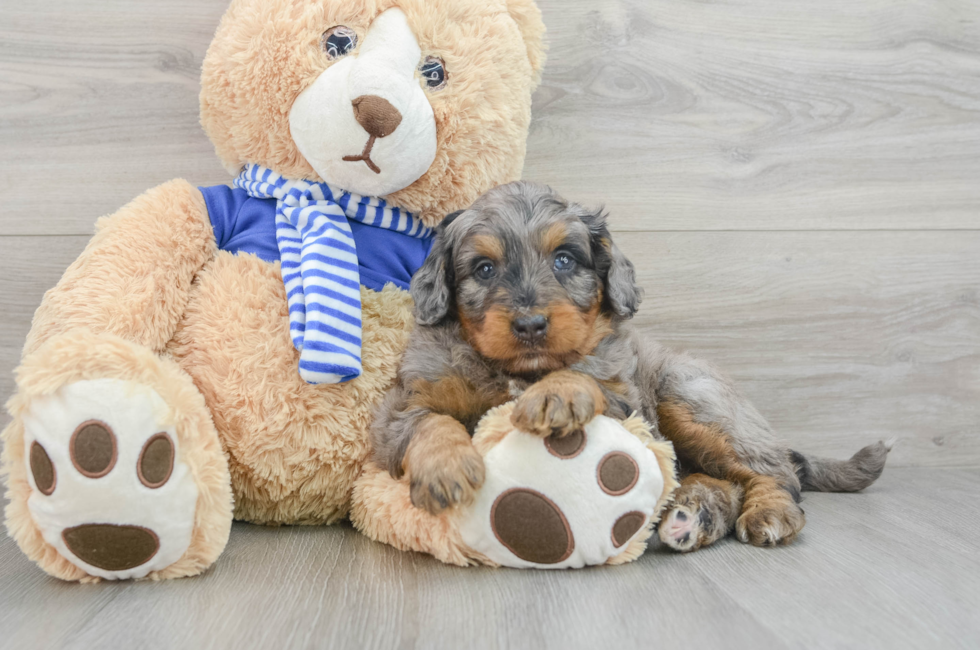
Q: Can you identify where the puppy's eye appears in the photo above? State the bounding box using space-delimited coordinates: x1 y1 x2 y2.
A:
420 56 447 90
322 26 357 60
553 253 576 272
475 261 496 280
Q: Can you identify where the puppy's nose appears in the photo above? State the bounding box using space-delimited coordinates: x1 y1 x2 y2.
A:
351 95 402 138
512 315 549 344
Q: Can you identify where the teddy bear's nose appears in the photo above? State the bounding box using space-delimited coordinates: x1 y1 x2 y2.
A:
351 95 403 139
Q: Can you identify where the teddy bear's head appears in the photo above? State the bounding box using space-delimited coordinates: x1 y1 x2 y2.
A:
200 0 545 225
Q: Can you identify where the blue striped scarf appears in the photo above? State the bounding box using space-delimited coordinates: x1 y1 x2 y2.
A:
234 164 432 385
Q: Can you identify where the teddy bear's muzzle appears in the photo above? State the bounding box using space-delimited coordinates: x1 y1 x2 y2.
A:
342 94 404 174
288 7 437 196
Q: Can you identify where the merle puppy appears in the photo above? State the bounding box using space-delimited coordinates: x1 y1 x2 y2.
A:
371 181 889 552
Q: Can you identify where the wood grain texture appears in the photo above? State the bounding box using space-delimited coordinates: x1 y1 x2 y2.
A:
527 0 980 230
0 468 978 650
622 230 980 468
0 0 978 234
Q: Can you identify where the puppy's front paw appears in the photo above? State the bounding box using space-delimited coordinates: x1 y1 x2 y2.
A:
404 415 485 515
511 371 607 437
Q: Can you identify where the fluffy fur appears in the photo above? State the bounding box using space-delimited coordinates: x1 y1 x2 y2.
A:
3 0 546 580
371 181 891 551
167 253 417 524
201 0 546 225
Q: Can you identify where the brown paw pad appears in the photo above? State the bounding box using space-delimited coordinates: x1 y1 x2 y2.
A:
62 524 160 571
491 488 574 564
30 441 57 495
544 428 586 458
597 451 639 495
138 433 175 489
70 420 117 479
612 511 647 548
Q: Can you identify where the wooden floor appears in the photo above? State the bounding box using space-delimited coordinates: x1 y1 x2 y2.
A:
0 468 977 649
1 0 979 648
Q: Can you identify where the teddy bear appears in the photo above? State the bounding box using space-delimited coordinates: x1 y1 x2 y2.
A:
2 0 547 581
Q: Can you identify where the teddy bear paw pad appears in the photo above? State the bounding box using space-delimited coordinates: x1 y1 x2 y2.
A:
22 379 198 579
460 415 666 568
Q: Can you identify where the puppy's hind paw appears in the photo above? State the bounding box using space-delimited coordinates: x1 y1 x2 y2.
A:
658 505 703 552
736 492 806 547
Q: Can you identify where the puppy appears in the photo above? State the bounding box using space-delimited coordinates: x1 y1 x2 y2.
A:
371 181 889 552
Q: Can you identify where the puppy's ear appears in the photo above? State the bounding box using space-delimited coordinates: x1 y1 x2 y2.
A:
583 209 642 318
605 238 642 318
411 211 463 325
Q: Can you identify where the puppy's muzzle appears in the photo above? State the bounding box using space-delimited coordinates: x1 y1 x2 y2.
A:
344 95 403 174
512 314 549 345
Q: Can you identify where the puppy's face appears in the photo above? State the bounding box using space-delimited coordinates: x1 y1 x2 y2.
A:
412 182 642 374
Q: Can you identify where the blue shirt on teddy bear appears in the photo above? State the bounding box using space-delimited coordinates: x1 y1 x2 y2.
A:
199 184 434 292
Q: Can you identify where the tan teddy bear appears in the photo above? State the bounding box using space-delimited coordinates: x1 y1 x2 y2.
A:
2 0 545 581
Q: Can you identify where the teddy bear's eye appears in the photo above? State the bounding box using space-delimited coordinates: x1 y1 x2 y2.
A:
420 56 447 90
322 26 357 60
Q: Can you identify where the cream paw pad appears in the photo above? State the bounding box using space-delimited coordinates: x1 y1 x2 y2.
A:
21 379 199 580
350 402 679 568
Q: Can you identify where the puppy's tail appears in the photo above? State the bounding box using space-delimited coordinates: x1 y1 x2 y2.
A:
791 440 893 492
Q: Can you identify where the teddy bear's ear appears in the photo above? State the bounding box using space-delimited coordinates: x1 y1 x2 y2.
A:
505 0 547 86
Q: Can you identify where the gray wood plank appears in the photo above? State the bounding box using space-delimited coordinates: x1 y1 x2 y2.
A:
622 230 980 468
683 468 980 650
0 469 977 650
1 0 979 234
527 0 980 231
0 0 230 236
1 231 977 467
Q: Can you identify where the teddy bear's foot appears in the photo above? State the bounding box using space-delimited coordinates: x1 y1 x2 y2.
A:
458 413 676 568
4 331 233 581
22 379 201 580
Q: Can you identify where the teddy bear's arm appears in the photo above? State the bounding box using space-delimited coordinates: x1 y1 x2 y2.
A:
25 180 216 357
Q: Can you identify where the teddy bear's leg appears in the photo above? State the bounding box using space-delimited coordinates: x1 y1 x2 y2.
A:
22 180 215 358
4 330 233 581
3 181 232 581
658 474 743 552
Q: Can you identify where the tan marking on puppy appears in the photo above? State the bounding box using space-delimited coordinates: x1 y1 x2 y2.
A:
545 301 599 356
461 305 523 362
511 370 608 437
462 299 612 376
403 414 486 515
407 376 509 430
598 377 630 401
538 222 567 253
657 400 805 546
471 234 504 260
